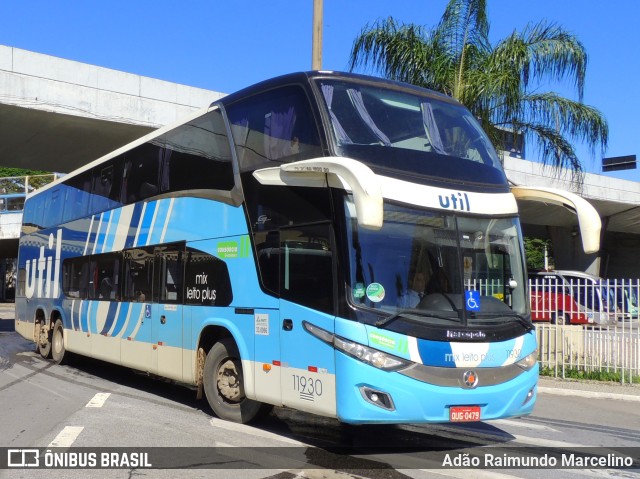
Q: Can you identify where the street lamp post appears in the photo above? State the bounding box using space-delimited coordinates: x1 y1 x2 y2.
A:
312 0 323 70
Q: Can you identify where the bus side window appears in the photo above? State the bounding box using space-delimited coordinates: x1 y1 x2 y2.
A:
122 247 154 302
62 257 84 298
256 230 280 295
23 195 42 229
96 254 120 300
123 143 163 203
47 188 63 227
63 171 92 223
90 159 123 212
243 177 333 298
32 194 47 229
161 109 235 193
279 223 334 315
225 85 322 172
154 245 184 304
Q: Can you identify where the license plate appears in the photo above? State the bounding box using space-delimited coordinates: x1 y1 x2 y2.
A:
449 406 481 422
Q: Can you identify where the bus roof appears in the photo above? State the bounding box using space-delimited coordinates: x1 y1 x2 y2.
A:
27 70 463 199
216 70 458 109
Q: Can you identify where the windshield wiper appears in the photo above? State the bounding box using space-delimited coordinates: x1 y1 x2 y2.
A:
470 312 534 331
376 310 460 328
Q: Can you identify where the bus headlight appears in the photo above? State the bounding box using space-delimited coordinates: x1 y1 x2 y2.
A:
302 321 411 371
515 350 538 371
334 336 410 371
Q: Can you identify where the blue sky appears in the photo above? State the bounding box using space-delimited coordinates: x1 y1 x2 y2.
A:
1 0 638 181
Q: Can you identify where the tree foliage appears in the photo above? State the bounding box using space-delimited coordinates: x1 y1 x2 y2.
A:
349 0 608 183
523 237 553 272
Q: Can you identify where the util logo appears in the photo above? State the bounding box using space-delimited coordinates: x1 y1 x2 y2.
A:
25 229 63 299
438 192 471 212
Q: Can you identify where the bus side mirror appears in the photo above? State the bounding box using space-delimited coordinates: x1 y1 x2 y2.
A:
254 157 384 230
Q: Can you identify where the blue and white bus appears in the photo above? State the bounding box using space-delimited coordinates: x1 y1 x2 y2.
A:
15 72 600 424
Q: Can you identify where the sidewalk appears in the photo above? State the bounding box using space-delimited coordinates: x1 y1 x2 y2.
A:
538 376 640 401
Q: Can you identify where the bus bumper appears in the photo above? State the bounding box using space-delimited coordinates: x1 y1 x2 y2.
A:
335 353 538 424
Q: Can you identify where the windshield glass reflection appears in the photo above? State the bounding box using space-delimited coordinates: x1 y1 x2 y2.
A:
345 199 527 327
318 79 502 169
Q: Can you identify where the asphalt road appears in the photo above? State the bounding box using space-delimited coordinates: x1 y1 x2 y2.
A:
0 304 638 479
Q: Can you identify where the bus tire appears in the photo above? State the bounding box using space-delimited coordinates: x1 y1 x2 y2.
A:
37 321 52 359
51 319 66 364
203 338 270 423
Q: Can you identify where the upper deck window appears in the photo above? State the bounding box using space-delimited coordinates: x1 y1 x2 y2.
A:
317 79 506 187
225 85 322 172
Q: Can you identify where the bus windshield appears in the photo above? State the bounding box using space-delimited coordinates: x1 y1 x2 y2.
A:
317 79 505 185
345 199 527 326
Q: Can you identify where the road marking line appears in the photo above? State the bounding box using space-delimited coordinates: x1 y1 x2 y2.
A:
85 392 111 408
488 418 559 432
48 426 84 448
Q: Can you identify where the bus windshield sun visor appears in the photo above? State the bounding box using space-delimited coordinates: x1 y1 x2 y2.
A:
510 186 601 254
253 157 383 229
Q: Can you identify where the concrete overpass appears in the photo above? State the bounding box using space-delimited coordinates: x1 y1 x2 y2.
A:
1 45 639 278
505 157 640 278
0 45 224 172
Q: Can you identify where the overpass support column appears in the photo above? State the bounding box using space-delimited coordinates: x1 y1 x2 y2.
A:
548 214 608 276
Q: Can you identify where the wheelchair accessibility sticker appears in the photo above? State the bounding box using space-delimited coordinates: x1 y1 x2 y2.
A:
145 304 152 319
465 290 480 311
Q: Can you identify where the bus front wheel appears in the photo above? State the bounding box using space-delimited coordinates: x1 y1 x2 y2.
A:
203 338 270 423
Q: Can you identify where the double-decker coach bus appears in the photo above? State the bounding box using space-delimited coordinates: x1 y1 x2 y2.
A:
15 71 601 424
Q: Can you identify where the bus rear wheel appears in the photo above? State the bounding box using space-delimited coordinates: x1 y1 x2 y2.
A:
37 321 52 359
203 338 271 423
51 319 66 364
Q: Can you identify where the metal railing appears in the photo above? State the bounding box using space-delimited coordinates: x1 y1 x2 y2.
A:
530 277 640 383
536 323 639 384
0 175 60 240
0 174 60 194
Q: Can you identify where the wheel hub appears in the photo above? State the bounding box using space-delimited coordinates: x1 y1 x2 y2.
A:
216 359 242 402
38 325 49 346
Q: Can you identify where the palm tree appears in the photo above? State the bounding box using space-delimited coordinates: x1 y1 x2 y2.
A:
348 0 608 183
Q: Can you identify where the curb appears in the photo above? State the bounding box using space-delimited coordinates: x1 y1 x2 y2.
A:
538 386 640 402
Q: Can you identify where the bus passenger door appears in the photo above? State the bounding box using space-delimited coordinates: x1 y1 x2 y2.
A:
121 247 155 372
151 245 184 382
278 225 337 418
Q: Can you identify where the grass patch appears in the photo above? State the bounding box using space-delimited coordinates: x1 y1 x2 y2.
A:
539 366 640 384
